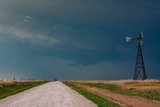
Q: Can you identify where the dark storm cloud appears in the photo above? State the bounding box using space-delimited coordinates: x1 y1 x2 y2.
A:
0 0 160 79
0 0 159 48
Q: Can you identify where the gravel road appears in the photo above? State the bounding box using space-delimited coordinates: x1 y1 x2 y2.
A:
0 81 97 107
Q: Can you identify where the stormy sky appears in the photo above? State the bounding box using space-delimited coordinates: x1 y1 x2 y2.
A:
0 0 160 80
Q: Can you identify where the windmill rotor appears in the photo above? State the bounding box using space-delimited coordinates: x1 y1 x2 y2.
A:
138 32 144 40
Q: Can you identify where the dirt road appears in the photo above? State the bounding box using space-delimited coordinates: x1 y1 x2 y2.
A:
74 83 160 107
0 81 97 107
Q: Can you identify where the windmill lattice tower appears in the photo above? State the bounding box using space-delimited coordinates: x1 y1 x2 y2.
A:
126 32 147 80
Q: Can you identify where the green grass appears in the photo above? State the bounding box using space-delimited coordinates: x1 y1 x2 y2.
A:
0 81 47 99
85 83 160 101
63 81 121 107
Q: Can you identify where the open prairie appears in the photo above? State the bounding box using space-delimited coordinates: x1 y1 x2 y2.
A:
70 79 160 91
0 80 48 99
64 80 160 107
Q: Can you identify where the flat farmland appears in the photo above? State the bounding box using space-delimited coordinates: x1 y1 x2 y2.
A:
64 80 160 107
1 80 160 107
0 80 47 99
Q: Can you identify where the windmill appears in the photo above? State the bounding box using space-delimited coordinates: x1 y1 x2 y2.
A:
126 32 147 80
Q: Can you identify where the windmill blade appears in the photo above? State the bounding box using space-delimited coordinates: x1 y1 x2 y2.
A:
140 32 144 39
140 41 143 46
126 37 132 42
138 32 144 40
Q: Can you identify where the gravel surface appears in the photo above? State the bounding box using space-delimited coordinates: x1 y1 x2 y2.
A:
0 81 97 107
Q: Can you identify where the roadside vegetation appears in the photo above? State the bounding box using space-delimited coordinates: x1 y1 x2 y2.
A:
0 81 47 99
63 81 121 107
84 82 160 101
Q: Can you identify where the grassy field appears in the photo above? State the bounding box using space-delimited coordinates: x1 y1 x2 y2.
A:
0 81 48 99
74 80 160 101
63 81 121 107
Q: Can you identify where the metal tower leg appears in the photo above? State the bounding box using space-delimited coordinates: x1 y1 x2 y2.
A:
134 43 147 80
